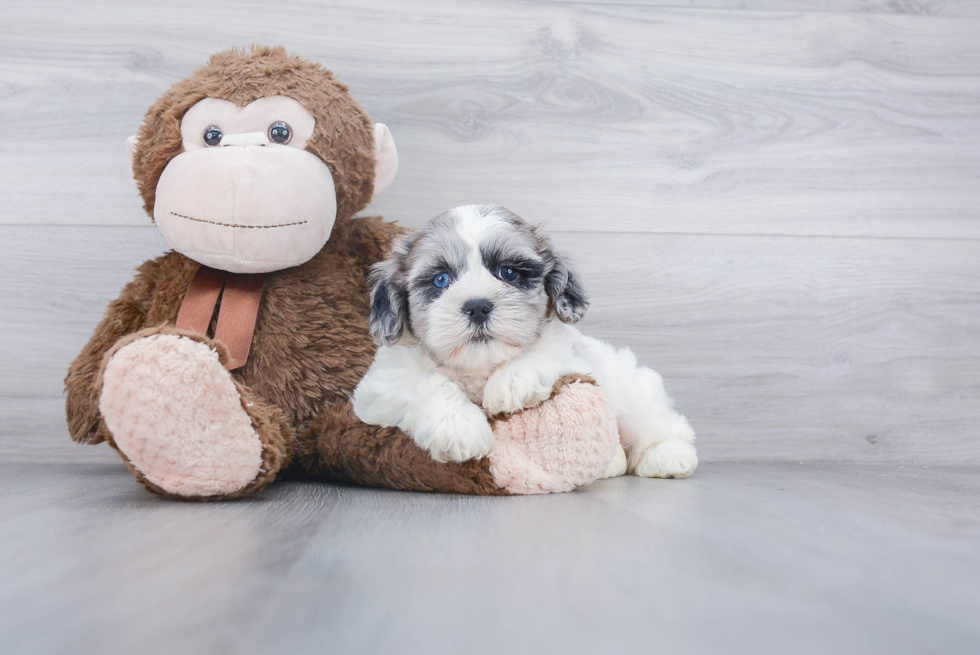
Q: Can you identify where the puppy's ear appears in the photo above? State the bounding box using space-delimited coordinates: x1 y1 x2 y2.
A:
546 254 589 324
368 239 410 346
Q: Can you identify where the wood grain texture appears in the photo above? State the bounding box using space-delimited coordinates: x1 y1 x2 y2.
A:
541 0 980 18
2 462 978 654
2 225 977 464
1 1 977 464
1 0 979 238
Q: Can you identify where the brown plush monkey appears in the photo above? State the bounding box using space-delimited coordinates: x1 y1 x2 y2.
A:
65 46 616 500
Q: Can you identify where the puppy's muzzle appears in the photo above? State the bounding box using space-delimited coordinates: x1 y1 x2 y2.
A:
462 298 494 326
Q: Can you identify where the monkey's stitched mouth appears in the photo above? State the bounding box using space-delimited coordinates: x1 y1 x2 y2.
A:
170 211 308 229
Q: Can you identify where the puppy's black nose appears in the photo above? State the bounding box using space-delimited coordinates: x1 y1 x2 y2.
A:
462 298 494 325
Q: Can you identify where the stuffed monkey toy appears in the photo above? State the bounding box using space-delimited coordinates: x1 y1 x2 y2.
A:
65 46 619 500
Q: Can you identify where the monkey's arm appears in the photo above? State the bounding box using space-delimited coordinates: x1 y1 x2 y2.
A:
64 256 172 444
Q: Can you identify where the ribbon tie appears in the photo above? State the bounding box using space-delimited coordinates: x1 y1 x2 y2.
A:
175 265 265 370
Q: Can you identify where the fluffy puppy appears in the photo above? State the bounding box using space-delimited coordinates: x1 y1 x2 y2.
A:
353 204 697 479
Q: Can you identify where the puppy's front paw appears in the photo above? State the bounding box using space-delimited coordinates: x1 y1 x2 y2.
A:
413 401 494 463
634 440 698 479
482 364 554 415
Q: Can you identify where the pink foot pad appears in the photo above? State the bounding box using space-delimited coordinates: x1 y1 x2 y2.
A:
489 378 619 494
99 334 263 497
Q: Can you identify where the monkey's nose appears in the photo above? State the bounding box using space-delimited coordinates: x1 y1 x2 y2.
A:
220 132 269 147
462 298 494 325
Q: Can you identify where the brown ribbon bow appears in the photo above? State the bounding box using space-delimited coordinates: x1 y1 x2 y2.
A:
175 265 265 370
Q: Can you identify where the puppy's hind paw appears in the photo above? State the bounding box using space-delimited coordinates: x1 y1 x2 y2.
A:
598 443 628 480
414 401 494 463
634 440 698 479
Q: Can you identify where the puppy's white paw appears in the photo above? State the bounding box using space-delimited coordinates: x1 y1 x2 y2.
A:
634 440 698 479
482 364 554 415
598 444 628 479
413 401 494 463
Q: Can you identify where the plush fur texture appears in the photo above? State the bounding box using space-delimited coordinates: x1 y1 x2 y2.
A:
67 217 396 447
354 205 698 479
66 47 616 499
100 333 266 497
132 46 376 221
294 400 510 495
488 375 619 494
93 324 294 501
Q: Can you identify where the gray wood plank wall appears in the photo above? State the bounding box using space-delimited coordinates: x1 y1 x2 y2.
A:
1 0 977 464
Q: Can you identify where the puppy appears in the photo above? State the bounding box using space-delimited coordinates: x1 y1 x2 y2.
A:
353 205 697 479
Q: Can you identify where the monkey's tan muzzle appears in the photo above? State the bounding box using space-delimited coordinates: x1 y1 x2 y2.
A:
153 143 337 274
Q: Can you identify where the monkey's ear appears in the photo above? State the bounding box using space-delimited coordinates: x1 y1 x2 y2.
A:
368 251 409 346
372 123 398 195
546 256 590 324
126 135 139 168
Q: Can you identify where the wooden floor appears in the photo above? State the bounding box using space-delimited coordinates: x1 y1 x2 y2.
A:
2 462 979 654
1 0 978 652
2 0 980 464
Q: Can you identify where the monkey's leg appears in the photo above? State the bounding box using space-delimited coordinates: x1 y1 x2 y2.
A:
296 399 510 495
98 326 294 500
297 376 618 495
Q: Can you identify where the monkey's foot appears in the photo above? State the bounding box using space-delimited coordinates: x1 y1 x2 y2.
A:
634 440 698 479
488 375 619 494
99 332 285 499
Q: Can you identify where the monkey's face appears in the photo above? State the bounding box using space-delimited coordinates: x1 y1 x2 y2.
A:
153 96 338 274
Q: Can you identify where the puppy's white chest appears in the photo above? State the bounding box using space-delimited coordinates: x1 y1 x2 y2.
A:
440 367 490 406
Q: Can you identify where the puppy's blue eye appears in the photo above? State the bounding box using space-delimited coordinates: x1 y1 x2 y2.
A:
433 272 450 288
498 266 518 282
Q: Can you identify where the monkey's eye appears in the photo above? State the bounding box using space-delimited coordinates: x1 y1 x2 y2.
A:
433 272 451 288
268 121 292 144
203 126 223 147
497 266 518 283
